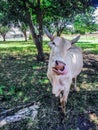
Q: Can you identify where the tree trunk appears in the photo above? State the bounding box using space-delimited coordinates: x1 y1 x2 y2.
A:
57 27 64 36
23 31 27 41
25 1 44 61
57 31 61 36
2 34 6 42
36 0 44 61
27 13 44 61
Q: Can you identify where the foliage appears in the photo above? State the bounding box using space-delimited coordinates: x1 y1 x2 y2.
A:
19 23 28 32
43 0 95 36
0 1 10 41
0 0 9 25
0 26 9 35
18 22 29 41
0 25 10 41
73 8 96 34
0 0 95 60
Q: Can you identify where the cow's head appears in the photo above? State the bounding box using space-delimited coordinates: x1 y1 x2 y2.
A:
45 29 80 76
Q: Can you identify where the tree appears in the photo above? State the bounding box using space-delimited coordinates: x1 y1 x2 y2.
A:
44 17 73 36
0 26 10 41
1 0 95 60
0 0 9 25
43 0 94 36
73 8 96 34
0 0 10 41
7 0 45 61
19 22 28 41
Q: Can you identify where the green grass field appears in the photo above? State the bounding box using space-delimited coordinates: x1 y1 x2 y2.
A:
0 39 98 130
0 39 98 54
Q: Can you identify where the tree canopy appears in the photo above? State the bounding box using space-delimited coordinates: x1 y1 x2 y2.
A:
0 0 9 25
0 0 95 60
74 7 96 34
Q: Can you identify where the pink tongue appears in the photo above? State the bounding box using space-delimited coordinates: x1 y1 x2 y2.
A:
53 66 68 75
58 67 68 75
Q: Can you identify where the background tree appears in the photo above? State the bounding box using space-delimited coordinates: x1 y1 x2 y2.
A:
44 16 70 36
0 26 10 41
0 0 9 25
0 0 10 41
19 22 28 41
73 8 96 34
44 0 94 36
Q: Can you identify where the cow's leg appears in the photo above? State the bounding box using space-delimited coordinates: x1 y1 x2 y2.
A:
60 84 71 113
60 96 66 114
73 77 78 91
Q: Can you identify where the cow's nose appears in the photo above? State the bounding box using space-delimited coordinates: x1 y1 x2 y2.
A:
55 60 59 65
55 60 66 71
55 60 66 66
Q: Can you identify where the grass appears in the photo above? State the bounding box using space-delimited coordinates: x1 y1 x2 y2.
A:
77 42 98 54
0 38 98 130
0 39 98 54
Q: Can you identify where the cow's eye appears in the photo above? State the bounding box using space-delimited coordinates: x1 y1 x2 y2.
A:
52 42 55 45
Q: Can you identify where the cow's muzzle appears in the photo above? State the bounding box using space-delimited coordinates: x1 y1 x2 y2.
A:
52 60 68 75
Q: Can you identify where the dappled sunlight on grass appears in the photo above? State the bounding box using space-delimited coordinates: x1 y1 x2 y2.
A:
0 39 98 130
80 82 98 91
88 111 98 130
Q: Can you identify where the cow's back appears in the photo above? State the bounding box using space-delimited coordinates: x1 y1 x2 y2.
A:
65 45 83 78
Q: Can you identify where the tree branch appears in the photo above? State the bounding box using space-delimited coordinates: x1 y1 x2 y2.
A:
0 103 39 128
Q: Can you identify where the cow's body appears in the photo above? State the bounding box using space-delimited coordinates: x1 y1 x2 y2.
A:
46 35 83 113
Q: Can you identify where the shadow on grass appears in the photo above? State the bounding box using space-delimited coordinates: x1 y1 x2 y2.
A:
0 52 98 130
36 89 98 130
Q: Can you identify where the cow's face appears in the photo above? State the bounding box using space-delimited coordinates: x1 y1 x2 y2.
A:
49 37 71 56
48 36 71 75
47 35 80 76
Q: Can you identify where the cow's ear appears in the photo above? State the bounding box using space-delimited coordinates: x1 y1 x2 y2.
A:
71 35 80 44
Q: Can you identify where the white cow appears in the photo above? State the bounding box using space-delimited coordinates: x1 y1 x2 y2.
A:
45 29 83 113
